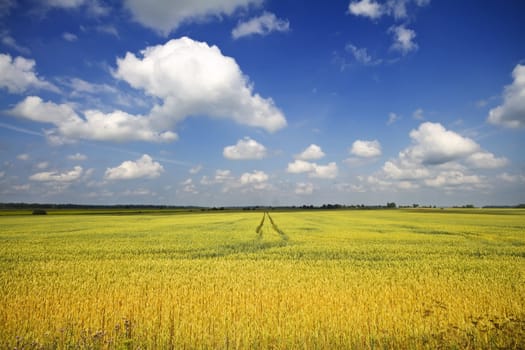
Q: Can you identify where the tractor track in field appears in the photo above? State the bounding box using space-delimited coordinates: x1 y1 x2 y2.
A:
255 212 289 241
255 212 265 239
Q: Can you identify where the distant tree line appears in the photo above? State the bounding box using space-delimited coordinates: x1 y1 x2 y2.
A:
1 202 524 211
0 203 201 210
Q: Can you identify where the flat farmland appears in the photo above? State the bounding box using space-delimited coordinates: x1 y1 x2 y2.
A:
1 209 524 349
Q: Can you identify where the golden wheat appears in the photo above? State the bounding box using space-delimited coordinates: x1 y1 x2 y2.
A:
0 209 524 348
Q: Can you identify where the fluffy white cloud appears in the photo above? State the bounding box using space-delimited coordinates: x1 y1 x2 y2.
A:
0 54 57 93
232 11 289 39
287 160 338 179
424 171 483 188
201 169 234 185
382 160 429 180
9 96 77 124
487 64 525 128
10 38 285 144
311 162 338 179
124 0 262 35
223 137 267 160
466 152 508 169
105 154 163 180
295 182 314 195
389 25 418 55
240 170 268 185
79 110 176 142
296 144 325 160
406 122 479 165
287 160 316 174
30 166 83 182
115 37 286 133
375 122 507 191
350 140 382 158
348 0 383 19
348 1 428 63
8 96 176 143
348 0 430 20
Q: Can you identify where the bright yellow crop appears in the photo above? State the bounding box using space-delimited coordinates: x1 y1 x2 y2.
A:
0 209 524 348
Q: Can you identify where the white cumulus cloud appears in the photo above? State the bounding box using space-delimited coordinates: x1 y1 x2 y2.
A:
487 63 525 128
0 54 58 93
348 0 383 19
348 0 430 20
424 171 483 188
311 162 338 179
223 137 267 160
124 0 262 36
466 152 508 169
389 25 418 55
240 170 268 185
30 166 83 182
232 11 289 39
114 37 286 133
350 140 382 158
105 154 164 180
8 96 176 144
287 160 338 179
382 160 429 180
286 159 317 174
9 38 286 144
404 122 479 165
296 144 325 160
375 122 507 191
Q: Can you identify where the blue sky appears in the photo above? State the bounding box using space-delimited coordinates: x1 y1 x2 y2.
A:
0 0 524 207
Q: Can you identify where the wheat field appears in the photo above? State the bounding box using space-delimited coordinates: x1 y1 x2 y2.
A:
1 209 524 349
